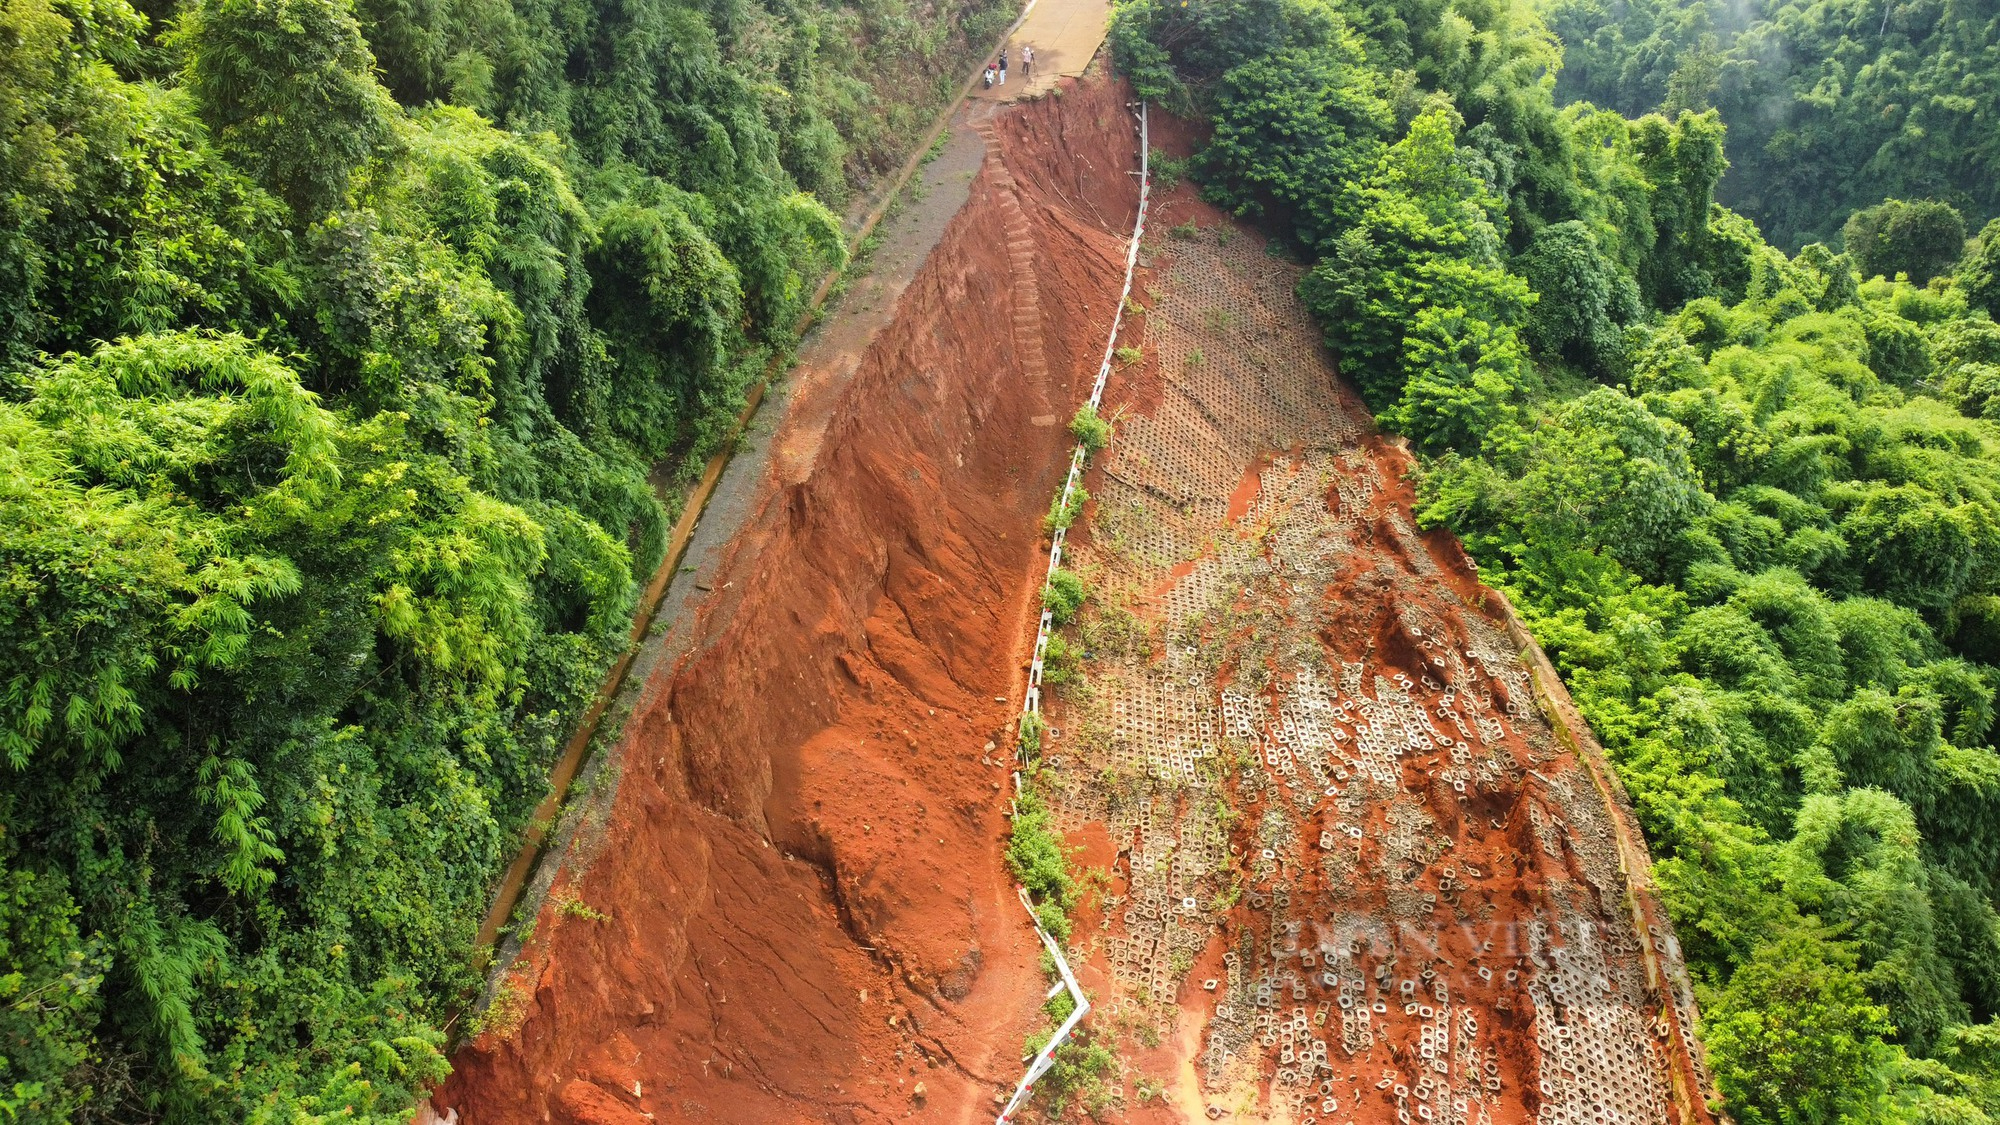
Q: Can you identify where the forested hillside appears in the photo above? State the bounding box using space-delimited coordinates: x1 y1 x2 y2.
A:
0 0 1006 1113
1541 0 2000 249
1114 0 2000 1120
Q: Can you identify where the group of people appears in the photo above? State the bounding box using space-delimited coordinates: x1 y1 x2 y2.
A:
984 43 1033 89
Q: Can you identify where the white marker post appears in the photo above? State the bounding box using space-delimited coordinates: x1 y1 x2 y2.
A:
998 101 1149 1124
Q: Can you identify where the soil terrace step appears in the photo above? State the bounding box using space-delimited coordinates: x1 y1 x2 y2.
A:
973 121 1052 394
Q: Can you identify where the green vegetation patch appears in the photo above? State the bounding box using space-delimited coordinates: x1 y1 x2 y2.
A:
1043 568 1090 626
1069 403 1113 454
1046 486 1090 534
1006 787 1075 940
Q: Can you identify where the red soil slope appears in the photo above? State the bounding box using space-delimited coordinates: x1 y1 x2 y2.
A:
1018 132 1710 1125
438 75 1144 1125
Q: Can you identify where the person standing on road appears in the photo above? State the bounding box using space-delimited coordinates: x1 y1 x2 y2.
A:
998 48 1008 85
1022 44 1034 76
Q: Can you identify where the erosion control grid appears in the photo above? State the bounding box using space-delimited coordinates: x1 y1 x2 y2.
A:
1020 209 1714 1119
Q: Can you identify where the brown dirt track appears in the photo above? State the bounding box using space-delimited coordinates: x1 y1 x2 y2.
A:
437 75 1147 1125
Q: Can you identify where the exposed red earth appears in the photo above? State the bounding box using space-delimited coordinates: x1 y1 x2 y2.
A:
439 73 1147 1125
440 67 1713 1125
1017 125 1712 1125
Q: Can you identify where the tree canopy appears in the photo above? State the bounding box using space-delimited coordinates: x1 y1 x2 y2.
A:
0 0 1007 1113
1542 0 2000 250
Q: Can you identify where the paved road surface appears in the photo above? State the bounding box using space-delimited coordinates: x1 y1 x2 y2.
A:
970 0 1111 102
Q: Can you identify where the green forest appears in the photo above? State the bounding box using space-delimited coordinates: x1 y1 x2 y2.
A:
0 0 1006 1113
1543 0 2000 250
1112 0 2000 1120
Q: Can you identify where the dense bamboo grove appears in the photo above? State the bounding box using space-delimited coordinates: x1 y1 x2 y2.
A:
1544 0 2000 250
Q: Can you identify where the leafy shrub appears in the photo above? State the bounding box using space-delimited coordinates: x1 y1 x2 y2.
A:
1702 932 1894 1125
1518 221 1639 371
1843 199 1967 284
1148 148 1191 192
1069 403 1112 454
1019 710 1046 758
1298 106 1533 408
1045 486 1089 534
1043 569 1089 625
0 860 106 1121
1041 632 1081 685
1958 220 2000 319
1027 1030 1116 1114
174 0 395 218
1378 306 1525 453
1005 789 1073 934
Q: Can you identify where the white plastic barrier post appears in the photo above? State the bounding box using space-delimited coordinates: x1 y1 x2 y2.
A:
998 101 1148 1124
1017 100 1149 762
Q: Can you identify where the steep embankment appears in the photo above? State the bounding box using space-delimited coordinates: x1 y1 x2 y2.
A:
439 74 1144 1125
1017 125 1712 1123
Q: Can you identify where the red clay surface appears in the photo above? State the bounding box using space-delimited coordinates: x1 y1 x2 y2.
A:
437 77 1713 1125
437 74 1147 1125
1010 124 1712 1124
